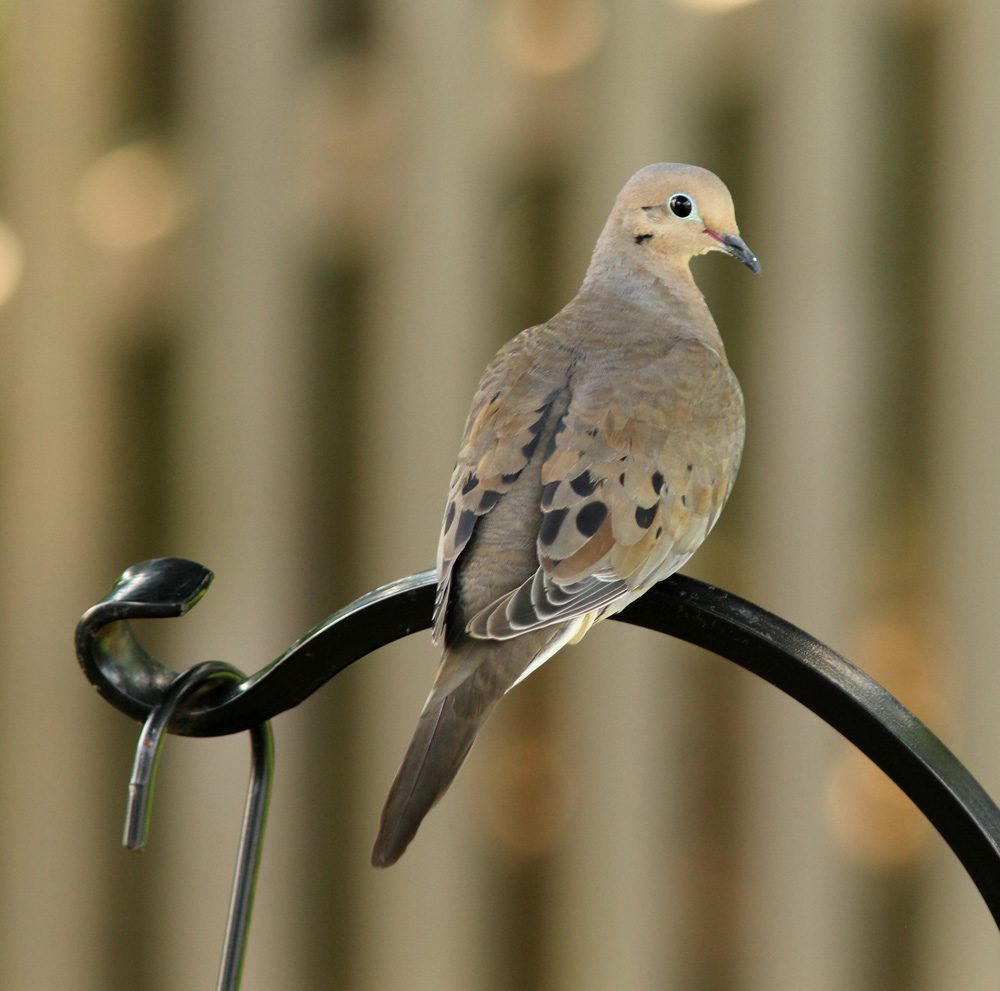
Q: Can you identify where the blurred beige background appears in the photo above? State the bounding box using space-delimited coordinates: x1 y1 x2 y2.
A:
2 0 999 987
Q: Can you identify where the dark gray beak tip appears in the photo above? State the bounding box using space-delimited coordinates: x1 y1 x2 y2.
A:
721 232 762 275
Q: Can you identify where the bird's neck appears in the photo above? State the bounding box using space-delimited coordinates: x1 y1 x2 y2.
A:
577 241 721 345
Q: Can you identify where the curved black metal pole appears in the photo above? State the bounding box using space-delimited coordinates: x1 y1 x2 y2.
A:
77 557 1000 928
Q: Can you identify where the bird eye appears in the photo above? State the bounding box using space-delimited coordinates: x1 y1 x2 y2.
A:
668 193 695 219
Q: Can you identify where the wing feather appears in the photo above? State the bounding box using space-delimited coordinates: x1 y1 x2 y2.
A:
432 336 567 643
466 338 744 640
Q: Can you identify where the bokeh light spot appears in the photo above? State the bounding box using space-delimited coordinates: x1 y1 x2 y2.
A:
496 0 608 77
75 140 188 251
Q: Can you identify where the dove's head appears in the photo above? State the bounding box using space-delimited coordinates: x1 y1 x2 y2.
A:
610 163 761 276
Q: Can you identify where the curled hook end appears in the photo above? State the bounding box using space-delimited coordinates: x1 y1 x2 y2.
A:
76 558 217 726
120 662 241 853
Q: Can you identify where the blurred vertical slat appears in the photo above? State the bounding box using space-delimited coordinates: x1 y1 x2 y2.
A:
740 0 881 985
546 4 710 989
350 2 499 990
0 4 119 989
926 0 1000 980
159 2 312 988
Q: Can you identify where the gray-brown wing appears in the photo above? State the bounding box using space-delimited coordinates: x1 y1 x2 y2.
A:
432 331 569 643
466 338 744 639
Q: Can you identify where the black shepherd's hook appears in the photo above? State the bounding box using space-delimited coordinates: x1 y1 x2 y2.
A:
75 555 1000 988
120 657 273 991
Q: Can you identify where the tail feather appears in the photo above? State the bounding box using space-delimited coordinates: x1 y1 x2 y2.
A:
371 693 485 867
372 628 557 867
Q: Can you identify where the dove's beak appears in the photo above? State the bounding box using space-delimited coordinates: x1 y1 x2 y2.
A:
706 230 762 275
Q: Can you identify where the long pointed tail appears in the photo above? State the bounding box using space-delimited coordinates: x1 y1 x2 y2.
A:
372 626 560 867
371 692 485 867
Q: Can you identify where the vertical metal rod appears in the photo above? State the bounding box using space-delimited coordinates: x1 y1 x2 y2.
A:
217 718 274 991
121 660 273 991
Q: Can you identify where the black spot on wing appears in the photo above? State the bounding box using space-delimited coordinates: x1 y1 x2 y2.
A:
634 504 657 529
541 414 567 460
444 501 456 533
540 480 560 509
651 471 664 494
455 509 477 546
461 474 479 495
539 508 568 547
521 406 551 460
570 470 597 496
478 490 501 512
576 501 608 537
501 468 523 484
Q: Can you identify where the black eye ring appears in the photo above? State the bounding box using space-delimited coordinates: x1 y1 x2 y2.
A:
668 193 695 219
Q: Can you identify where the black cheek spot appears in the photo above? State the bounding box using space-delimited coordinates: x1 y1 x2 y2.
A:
539 508 569 546
651 471 664 494
634 504 657 529
461 473 479 495
540 480 560 508
634 233 653 245
570 471 597 496
576 501 608 537
478 490 501 512
444 501 456 532
455 509 477 545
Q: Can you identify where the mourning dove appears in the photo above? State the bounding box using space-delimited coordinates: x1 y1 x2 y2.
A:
372 163 759 867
